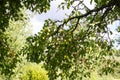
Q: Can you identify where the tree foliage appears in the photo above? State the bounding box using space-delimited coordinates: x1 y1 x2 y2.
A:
24 0 120 80
0 0 50 31
21 0 120 79
0 9 32 76
11 61 48 80
0 0 120 80
23 20 119 79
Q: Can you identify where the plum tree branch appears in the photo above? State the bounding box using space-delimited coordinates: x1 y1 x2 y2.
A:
66 0 114 22
53 0 116 35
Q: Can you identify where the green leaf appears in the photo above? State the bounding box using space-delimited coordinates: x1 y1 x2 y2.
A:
94 0 98 3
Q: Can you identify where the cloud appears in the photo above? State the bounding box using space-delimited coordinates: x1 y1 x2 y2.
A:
30 0 70 34
30 0 119 38
30 17 44 34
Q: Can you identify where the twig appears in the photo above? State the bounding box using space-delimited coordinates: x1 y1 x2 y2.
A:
53 0 115 35
71 18 80 32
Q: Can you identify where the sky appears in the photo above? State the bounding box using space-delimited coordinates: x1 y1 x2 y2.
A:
29 0 120 48
30 0 95 34
30 0 69 34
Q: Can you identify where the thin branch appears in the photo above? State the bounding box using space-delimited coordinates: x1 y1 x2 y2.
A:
81 2 90 11
71 18 80 32
61 0 114 26
53 0 115 35
69 2 114 21
100 6 113 21
90 11 98 23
